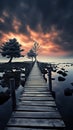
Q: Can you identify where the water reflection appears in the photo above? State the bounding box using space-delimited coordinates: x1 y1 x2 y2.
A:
51 63 73 129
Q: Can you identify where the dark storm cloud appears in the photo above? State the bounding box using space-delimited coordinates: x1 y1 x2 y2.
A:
0 0 73 55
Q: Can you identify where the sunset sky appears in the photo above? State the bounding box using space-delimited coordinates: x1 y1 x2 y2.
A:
0 0 73 57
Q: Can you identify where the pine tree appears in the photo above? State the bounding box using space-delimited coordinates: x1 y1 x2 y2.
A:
0 38 24 63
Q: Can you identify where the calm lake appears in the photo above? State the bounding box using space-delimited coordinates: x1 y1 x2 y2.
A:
51 62 73 130
0 56 73 130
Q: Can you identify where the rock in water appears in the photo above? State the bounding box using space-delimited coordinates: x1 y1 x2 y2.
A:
64 88 73 96
57 70 67 77
71 82 73 86
58 76 65 81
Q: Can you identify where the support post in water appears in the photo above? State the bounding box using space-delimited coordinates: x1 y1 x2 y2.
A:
10 78 16 110
48 65 52 92
49 69 52 92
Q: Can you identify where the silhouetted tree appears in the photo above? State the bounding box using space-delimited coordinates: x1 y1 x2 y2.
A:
27 49 36 61
0 38 24 63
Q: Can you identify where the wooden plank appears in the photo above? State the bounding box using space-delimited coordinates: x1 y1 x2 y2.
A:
27 80 45 83
25 79 47 85
27 78 45 80
19 97 54 101
12 111 61 118
25 84 47 87
7 118 65 128
23 91 51 93
25 85 48 87
25 85 48 90
24 87 48 90
22 92 51 95
15 106 58 112
26 81 46 84
18 101 56 106
24 91 49 94
21 94 52 97
20 100 56 104
5 127 61 130
24 89 49 92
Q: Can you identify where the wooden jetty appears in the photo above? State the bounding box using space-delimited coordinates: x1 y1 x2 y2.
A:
5 62 65 130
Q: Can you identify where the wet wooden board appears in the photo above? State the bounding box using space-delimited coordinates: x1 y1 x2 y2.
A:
26 80 46 83
6 62 65 130
19 96 54 101
18 102 56 107
15 106 58 112
25 84 47 87
7 118 65 128
22 92 50 96
25 85 48 87
12 111 61 118
6 127 61 130
23 91 51 93
24 90 51 92
21 94 52 97
24 87 48 90
24 86 48 88
27 77 45 83
19 101 56 106
24 89 49 92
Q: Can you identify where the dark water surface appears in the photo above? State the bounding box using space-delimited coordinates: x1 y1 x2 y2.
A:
0 85 24 130
0 62 73 130
51 63 73 130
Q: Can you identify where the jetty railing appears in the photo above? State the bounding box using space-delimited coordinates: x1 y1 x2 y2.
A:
10 78 16 110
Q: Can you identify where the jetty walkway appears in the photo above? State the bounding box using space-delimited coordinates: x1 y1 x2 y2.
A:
6 62 65 130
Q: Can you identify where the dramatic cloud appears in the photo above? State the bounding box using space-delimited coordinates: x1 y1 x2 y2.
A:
0 0 73 56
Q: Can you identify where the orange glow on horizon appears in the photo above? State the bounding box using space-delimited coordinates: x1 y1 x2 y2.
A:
0 25 69 57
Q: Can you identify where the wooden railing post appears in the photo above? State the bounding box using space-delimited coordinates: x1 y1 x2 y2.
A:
47 66 52 92
49 68 52 92
10 78 16 110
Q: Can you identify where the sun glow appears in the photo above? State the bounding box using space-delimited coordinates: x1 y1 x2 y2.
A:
0 25 68 56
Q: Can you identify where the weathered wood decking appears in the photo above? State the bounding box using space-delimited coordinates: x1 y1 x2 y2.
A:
6 62 65 130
